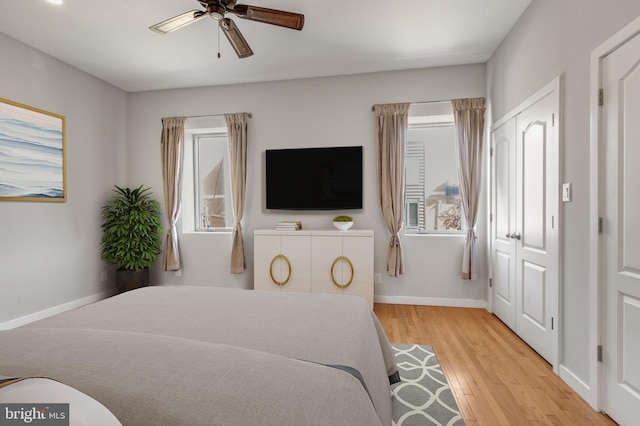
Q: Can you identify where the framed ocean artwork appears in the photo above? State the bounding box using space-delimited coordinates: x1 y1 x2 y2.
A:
0 98 66 202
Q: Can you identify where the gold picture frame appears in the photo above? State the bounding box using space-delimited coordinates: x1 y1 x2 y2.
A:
0 97 66 202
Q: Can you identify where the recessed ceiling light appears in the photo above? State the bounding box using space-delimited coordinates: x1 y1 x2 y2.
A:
47 0 63 5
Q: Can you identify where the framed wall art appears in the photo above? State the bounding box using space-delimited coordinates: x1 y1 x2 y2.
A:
0 97 66 202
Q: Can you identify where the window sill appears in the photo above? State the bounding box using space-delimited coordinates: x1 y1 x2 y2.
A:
182 229 232 235
405 231 466 237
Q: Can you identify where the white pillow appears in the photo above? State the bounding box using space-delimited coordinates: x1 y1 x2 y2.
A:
0 378 122 426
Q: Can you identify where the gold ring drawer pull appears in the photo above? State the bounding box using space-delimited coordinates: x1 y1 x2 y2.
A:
331 256 354 289
269 254 291 287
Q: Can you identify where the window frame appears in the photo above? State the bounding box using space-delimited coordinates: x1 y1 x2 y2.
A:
192 131 231 232
181 116 232 234
404 114 466 236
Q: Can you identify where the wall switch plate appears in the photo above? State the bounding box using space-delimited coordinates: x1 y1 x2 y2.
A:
175 270 182 277
374 273 382 284
562 183 572 202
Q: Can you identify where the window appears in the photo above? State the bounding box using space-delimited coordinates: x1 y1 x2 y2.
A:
405 107 463 234
182 117 232 232
193 132 232 230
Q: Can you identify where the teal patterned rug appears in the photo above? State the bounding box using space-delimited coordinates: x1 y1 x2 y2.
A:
391 344 465 426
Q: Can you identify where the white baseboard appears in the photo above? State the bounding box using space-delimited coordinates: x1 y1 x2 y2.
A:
559 364 595 409
374 295 487 309
0 290 114 330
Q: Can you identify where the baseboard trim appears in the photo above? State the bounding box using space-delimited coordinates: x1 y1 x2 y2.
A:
559 364 595 409
374 295 487 309
0 290 114 330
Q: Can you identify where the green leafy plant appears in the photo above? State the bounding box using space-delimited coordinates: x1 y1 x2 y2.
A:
333 215 353 222
100 185 163 271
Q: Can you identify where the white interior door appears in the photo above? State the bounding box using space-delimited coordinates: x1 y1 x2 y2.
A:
491 117 517 330
601 31 640 425
490 80 559 369
514 93 559 367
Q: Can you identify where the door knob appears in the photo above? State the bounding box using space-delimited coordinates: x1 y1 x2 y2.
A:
506 233 511 238
513 233 521 240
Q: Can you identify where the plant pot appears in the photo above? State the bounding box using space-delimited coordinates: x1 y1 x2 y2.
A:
115 268 150 293
333 221 353 231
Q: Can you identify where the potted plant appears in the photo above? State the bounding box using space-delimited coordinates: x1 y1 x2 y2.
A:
100 185 163 293
332 215 353 231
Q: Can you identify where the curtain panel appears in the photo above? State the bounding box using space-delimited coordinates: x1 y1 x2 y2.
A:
374 103 410 277
225 113 249 274
452 98 486 281
160 116 187 271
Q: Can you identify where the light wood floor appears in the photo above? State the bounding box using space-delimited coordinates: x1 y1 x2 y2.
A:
374 304 617 426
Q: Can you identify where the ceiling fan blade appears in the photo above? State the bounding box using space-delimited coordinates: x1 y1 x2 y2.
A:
231 5 304 30
220 18 254 58
149 10 207 34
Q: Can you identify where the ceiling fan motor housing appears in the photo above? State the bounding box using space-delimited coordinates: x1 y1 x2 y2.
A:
208 5 225 20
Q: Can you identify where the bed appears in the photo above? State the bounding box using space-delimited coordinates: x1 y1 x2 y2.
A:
0 286 398 425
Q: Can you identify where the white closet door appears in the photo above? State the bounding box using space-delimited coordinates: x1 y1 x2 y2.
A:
514 92 559 367
490 79 559 369
600 30 640 425
491 117 517 331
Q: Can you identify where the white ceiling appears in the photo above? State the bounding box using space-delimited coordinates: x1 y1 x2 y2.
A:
0 0 531 93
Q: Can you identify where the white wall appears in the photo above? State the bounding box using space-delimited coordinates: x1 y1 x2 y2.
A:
487 0 640 402
128 64 488 305
0 35 487 325
0 34 128 325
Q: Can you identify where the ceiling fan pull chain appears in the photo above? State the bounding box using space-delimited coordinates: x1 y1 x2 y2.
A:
217 24 221 58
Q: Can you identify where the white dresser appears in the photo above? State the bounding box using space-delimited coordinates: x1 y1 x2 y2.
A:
253 229 374 308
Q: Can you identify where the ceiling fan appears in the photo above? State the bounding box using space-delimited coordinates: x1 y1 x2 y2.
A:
149 0 304 58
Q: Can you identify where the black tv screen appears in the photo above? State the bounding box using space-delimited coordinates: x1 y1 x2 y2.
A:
266 146 363 210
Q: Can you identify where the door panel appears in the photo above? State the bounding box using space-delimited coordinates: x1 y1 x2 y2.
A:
602 31 640 424
522 261 546 329
311 236 343 296
622 296 640 393
521 122 546 251
622 64 640 273
281 236 311 292
495 251 512 305
254 235 282 291
495 133 513 241
341 236 374 306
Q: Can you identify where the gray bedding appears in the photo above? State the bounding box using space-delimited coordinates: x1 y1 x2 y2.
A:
0 286 397 425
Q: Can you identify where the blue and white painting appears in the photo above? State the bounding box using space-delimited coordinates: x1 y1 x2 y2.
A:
0 99 65 201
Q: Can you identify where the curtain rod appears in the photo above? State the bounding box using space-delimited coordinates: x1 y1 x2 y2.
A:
371 100 450 111
186 113 252 119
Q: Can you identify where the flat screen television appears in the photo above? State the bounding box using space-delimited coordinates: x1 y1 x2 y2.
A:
266 146 363 210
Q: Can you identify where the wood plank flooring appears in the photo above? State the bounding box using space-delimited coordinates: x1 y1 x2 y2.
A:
374 304 617 426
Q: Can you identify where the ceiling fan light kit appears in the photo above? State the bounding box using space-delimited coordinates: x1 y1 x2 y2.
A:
149 0 304 58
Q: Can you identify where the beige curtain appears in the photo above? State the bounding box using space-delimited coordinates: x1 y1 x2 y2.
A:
225 113 249 274
374 103 410 276
452 98 486 281
160 117 187 271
